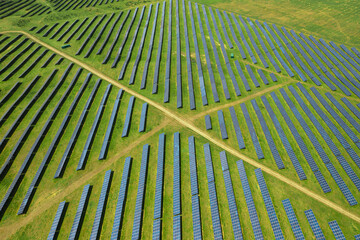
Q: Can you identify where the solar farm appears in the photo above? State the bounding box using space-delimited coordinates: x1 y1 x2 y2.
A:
0 0 360 239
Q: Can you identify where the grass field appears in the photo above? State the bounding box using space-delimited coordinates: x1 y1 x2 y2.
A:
1 0 360 239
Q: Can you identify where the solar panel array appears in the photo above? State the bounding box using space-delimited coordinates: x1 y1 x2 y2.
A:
173 132 182 238
111 157 132 240
90 170 112 240
229 106 245 149
328 220 346 240
152 2 165 93
204 143 223 239
220 152 243 239
304 209 325 240
47 201 67 240
282 199 304 240
138 102 148 132
217 110 228 139
69 184 91 240
0 82 21 108
176 0 182 109
205 115 212 130
255 168 284 240
132 144 150 239
121 96 135 138
163 0 171 102
236 160 263 239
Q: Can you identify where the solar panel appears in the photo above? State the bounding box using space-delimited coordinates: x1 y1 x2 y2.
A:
69 184 91 240
340 44 360 66
176 0 182 108
222 11 246 59
205 115 212 130
330 41 360 72
0 37 28 64
241 103 264 159
189 1 208 106
215 9 233 48
173 132 181 216
255 168 284 240
257 69 269 85
0 81 21 108
122 96 136 138
0 41 34 75
355 234 360 240
201 4 230 99
152 219 162 240
217 110 228 139
251 99 284 170
78 84 112 170
341 97 360 120
57 19 79 42
90 170 112 240
139 103 148 132
221 152 243 240
111 157 132 240
128 5 153 84
47 201 67 240
152 3 165 94
173 215 182 239
246 64 260 88
132 144 150 239
235 60 251 91
304 209 325 240
191 195 202 239
282 199 304 240
189 136 199 196
164 1 171 103
328 220 346 240
229 106 245 149
236 160 263 239
154 133 165 220
194 3 220 102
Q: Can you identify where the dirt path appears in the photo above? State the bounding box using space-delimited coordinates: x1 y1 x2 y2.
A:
1 31 360 235
0 118 171 239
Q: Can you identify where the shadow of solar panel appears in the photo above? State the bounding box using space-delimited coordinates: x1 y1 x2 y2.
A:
64 17 88 44
43 23 59 37
328 220 346 240
255 168 284 240
50 21 69 39
237 166 263 240
282 199 304 240
304 209 325 240
0 41 34 75
0 37 28 64
57 19 79 42
0 82 21 108
69 184 91 240
111 157 132 240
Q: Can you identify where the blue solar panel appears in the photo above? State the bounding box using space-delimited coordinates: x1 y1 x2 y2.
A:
152 3 165 93
355 234 360 240
173 215 182 239
341 97 360 120
132 144 150 239
47 201 67 240
251 99 284 170
189 1 208 106
164 1 171 103
191 195 202 239
152 219 162 240
111 157 132 240
69 184 91 240
218 110 228 139
221 153 243 240
139 103 148 132
246 64 260 88
282 199 304 240
216 9 233 48
234 60 251 91
255 168 284 240
236 160 263 239
257 69 269 85
304 209 325 240
189 136 199 196
229 106 245 149
241 103 264 159
340 44 360 66
194 3 220 102
154 133 165 220
90 170 112 240
328 220 346 240
222 11 246 59
122 96 135 138
176 0 182 108
205 115 212 130
173 132 181 216
201 4 230 100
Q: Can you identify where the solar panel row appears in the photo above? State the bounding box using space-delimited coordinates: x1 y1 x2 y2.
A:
202 4 230 100
189 1 208 106
304 209 325 240
163 1 171 102
77 84 112 170
57 19 79 41
64 18 89 43
235 61 251 91
176 0 182 108
111 157 132 240
18 74 91 215
241 103 264 159
90 170 112 240
0 41 35 74
54 77 101 178
43 23 59 37
19 48 49 78
246 64 260 88
203 143 223 239
229 106 245 150
182 0 195 110
151 2 165 93
341 97 360 120
340 44 360 66
217 110 228 139
96 12 123 55
99 89 124 160
223 11 246 59
121 96 135 138
47 201 67 240
139 102 148 133
69 184 92 240
251 99 285 170
205 115 212 130
328 220 346 240
128 5 153 85
154 133 165 220
141 3 159 89
220 152 243 240
50 21 69 39
236 160 263 239
173 132 181 216
195 3 220 102
0 37 28 63
282 199 304 240
132 144 150 240
255 168 284 240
